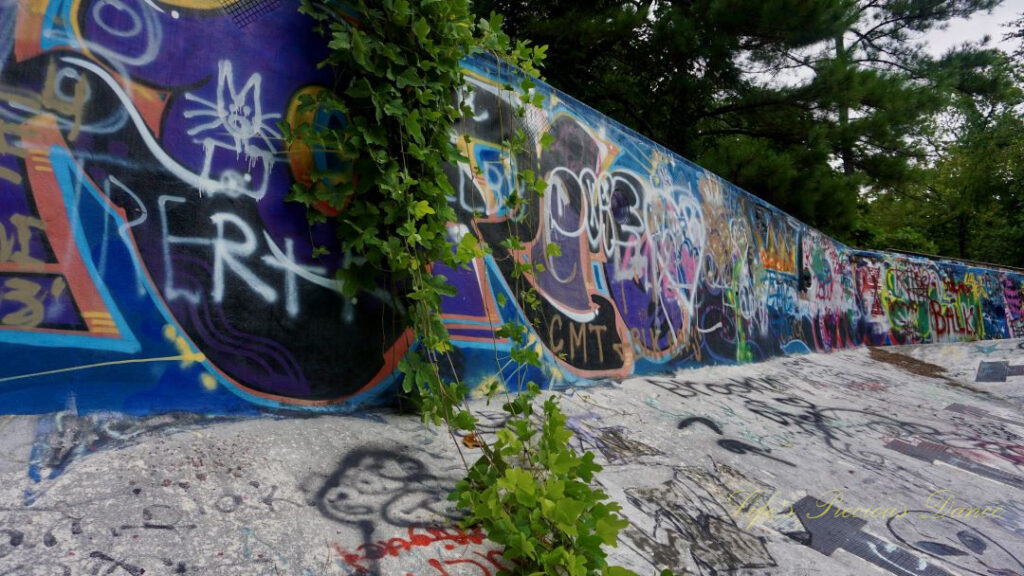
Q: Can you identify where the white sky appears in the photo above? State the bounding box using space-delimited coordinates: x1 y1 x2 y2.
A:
746 2 1023 88
921 0 1022 56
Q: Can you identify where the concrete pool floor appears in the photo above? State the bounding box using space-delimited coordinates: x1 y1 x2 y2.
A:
1 338 1022 575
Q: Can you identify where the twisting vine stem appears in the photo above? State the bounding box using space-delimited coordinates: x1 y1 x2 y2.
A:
283 1 637 574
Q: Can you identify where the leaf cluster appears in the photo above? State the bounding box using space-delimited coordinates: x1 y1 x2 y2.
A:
292 0 481 300
452 382 633 576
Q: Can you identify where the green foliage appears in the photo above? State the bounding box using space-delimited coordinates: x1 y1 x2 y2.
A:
286 1 636 573
1005 11 1024 60
452 383 631 576
294 0 478 299
861 48 1024 267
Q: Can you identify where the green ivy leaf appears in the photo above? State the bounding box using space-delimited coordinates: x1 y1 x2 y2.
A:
396 67 424 88
412 17 430 42
452 410 476 431
390 0 411 22
540 131 556 150
552 498 586 533
455 233 486 266
595 515 628 546
328 30 351 51
411 200 435 219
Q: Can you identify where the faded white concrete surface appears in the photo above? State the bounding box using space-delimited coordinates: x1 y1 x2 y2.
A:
902 339 1024 404
1 340 1022 575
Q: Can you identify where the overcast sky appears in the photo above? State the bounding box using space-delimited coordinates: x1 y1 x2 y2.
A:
752 2 1022 86
922 0 1022 56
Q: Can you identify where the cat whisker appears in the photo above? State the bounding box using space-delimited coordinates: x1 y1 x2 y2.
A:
261 126 283 139
187 119 228 136
183 109 223 118
183 93 217 108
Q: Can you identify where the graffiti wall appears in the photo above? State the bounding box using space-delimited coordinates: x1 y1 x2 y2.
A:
1 0 1021 414
852 251 1022 346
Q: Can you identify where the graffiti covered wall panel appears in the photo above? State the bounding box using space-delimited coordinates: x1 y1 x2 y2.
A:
1 1 1021 413
852 251 1022 345
0 0 409 412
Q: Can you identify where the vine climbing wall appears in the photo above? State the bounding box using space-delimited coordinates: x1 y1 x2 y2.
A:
1 0 1021 413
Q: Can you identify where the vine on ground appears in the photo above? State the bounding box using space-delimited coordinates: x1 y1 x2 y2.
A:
285 0 637 574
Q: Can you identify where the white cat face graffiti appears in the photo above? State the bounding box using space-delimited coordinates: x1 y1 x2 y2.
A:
184 60 281 199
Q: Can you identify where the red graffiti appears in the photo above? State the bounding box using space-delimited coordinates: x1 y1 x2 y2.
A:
426 550 510 576
942 278 973 298
857 266 883 316
972 441 1024 467
333 526 492 574
929 300 978 338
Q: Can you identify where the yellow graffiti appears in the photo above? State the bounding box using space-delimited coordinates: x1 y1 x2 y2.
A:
41 59 88 141
22 0 46 14
0 214 47 266
0 59 88 157
0 355 192 384
0 278 45 326
757 226 796 273
200 373 217 391
0 118 33 164
0 275 66 330
0 324 212 385
163 323 205 367
0 166 21 185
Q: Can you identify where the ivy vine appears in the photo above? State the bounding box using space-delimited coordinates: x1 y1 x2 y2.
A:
285 1 638 574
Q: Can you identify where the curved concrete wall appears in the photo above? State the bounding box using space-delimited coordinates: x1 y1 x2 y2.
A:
1 0 1021 413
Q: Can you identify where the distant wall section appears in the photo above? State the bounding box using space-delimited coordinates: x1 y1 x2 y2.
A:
1 0 1021 413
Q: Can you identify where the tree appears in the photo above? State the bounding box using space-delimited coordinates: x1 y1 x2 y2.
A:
701 0 1008 240
864 47 1024 266
471 0 859 229
471 0 1011 242
1004 11 1024 59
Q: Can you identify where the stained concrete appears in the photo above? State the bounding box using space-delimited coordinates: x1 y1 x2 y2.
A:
1 339 1022 575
